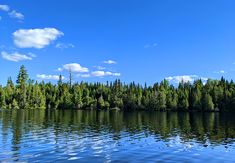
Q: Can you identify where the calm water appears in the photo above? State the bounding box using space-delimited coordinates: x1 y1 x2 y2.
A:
0 110 235 162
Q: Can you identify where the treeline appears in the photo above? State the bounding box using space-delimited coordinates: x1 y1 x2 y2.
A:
0 65 235 111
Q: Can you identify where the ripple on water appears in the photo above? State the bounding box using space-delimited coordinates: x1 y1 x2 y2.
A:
0 110 235 162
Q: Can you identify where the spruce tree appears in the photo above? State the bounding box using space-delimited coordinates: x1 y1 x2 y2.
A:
16 65 29 109
202 93 214 111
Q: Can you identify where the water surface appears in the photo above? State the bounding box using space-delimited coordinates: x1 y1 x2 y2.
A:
0 110 235 162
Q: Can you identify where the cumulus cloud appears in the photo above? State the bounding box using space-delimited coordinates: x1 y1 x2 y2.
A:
165 75 207 84
1 51 34 62
103 60 117 64
91 71 121 77
59 63 89 73
76 71 121 78
37 74 65 80
13 28 63 48
9 10 24 20
0 4 10 11
55 43 74 49
0 4 24 21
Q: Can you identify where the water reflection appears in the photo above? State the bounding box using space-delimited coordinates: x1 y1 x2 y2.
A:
0 110 234 162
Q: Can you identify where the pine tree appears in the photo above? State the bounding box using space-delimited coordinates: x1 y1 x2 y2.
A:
157 88 166 110
17 65 28 85
16 65 29 109
83 88 91 108
12 99 19 109
1 65 235 112
191 86 202 110
178 90 189 110
69 69 73 89
166 89 178 110
97 95 105 110
72 85 83 109
0 86 6 109
5 77 14 107
202 93 214 111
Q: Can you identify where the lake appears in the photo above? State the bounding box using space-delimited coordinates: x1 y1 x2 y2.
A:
0 110 234 162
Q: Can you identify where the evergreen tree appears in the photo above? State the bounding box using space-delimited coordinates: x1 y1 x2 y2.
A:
0 86 6 109
16 65 29 109
157 88 166 110
97 95 105 110
12 99 19 109
166 89 178 110
5 77 15 108
202 93 214 111
17 65 28 85
177 82 189 110
0 65 235 112
72 85 83 109
191 81 202 110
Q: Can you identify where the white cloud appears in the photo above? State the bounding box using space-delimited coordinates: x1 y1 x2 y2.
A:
0 4 24 21
103 60 117 64
13 28 64 49
77 74 91 78
144 43 158 48
37 74 65 80
0 5 10 11
60 63 89 73
27 52 36 58
219 70 226 74
91 71 106 77
9 10 24 20
165 75 207 84
91 71 121 77
214 70 226 74
76 70 121 78
200 77 209 81
57 68 63 72
1 51 33 62
55 43 74 49
94 66 106 70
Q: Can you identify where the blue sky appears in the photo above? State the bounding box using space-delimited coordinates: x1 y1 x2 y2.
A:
0 0 235 85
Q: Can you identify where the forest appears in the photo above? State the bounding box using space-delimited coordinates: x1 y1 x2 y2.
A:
0 65 235 112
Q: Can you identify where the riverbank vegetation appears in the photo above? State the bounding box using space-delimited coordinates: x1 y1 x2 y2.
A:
0 65 235 112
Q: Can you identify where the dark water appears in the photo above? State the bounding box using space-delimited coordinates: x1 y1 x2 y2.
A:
0 110 235 162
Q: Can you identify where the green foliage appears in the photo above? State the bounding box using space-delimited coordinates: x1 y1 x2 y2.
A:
0 86 6 109
202 92 214 111
17 65 28 85
177 82 189 110
72 85 83 109
0 65 235 112
166 88 178 110
191 81 203 110
157 87 167 110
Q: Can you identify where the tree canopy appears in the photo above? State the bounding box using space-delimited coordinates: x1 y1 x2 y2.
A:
0 65 235 112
